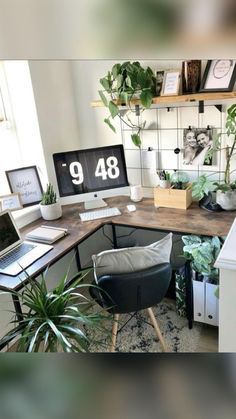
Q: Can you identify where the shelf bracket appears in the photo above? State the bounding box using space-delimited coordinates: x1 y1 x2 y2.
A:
135 104 140 116
199 100 204 114
214 104 223 113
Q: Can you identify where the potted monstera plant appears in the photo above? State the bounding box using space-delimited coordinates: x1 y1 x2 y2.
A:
99 61 156 148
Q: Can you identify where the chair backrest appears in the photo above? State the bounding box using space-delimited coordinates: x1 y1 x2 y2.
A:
96 263 172 314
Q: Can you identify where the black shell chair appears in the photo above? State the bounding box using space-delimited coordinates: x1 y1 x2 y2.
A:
90 263 172 352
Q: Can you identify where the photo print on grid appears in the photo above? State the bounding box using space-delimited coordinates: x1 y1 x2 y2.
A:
183 128 213 166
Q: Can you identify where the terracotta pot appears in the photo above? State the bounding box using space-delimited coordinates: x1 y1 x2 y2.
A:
39 202 62 220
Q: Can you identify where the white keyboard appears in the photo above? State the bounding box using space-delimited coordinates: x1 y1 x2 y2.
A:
79 207 121 222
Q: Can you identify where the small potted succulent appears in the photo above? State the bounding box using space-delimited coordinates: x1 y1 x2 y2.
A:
39 183 62 221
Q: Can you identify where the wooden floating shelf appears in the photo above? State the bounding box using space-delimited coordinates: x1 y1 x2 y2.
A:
91 92 236 108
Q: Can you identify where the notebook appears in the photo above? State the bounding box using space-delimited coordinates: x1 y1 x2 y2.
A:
25 225 68 244
0 210 52 276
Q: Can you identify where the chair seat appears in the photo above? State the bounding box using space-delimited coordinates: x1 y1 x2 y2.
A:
90 263 172 314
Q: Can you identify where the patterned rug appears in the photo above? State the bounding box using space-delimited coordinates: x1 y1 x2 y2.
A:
86 299 202 353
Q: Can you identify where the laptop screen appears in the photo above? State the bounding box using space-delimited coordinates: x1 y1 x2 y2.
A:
0 212 20 252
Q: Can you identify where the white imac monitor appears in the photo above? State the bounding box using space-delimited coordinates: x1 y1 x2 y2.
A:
53 144 130 209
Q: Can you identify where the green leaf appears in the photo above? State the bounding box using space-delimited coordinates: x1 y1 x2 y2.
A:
119 91 129 105
99 90 108 107
104 118 116 133
116 74 124 91
140 89 153 108
112 63 121 79
131 133 141 148
100 77 111 92
108 101 119 119
125 75 132 89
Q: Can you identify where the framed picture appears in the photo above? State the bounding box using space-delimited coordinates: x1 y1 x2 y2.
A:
161 70 180 96
156 70 165 96
182 127 214 167
200 60 236 92
0 193 23 211
5 166 43 207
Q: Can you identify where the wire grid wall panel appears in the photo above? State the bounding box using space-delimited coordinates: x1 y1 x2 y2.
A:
121 104 225 191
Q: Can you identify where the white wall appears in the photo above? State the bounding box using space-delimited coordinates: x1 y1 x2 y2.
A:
29 60 81 191
29 60 236 192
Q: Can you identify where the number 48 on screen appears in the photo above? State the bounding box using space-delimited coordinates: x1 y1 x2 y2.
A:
69 156 120 185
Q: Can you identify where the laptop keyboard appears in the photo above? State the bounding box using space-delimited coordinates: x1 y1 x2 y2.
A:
0 243 35 269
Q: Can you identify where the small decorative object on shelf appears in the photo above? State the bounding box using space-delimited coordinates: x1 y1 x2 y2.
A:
182 60 201 94
39 183 62 221
200 60 236 92
156 70 165 96
161 70 181 96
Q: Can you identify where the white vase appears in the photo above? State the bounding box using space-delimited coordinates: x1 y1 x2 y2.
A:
216 190 236 210
39 202 62 221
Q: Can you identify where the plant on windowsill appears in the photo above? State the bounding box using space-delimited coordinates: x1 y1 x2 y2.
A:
0 268 110 352
99 61 156 148
192 104 236 211
40 183 62 221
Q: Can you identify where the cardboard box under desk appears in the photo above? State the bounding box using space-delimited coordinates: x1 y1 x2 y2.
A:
154 184 192 210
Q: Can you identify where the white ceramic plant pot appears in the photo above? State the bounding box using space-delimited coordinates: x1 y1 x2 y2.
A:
216 190 236 210
39 202 62 221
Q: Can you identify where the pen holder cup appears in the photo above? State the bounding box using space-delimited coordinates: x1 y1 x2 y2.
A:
159 180 171 189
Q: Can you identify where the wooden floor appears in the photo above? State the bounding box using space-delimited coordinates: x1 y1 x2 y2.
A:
196 324 218 352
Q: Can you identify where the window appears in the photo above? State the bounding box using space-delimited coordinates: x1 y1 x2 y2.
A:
0 61 47 196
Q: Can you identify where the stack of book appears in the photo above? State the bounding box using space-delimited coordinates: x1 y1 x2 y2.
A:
25 225 68 244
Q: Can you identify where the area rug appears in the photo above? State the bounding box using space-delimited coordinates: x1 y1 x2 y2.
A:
86 299 202 353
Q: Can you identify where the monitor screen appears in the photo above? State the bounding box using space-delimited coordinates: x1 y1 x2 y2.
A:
53 144 129 197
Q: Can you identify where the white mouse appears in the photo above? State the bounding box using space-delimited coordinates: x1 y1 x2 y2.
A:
127 204 136 212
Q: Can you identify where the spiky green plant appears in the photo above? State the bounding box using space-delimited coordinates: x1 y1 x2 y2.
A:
41 183 57 205
0 268 110 352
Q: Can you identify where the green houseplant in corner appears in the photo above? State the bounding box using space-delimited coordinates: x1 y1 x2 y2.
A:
99 61 156 148
192 104 236 210
40 183 62 221
0 268 110 352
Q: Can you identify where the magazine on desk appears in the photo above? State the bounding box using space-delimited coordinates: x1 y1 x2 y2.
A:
25 225 68 244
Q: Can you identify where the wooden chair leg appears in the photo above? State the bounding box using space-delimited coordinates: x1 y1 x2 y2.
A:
147 307 169 352
110 313 120 352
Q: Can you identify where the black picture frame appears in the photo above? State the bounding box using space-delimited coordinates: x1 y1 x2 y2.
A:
199 60 236 92
5 165 43 207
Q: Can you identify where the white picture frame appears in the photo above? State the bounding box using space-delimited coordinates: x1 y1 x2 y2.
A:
0 193 23 211
161 70 180 96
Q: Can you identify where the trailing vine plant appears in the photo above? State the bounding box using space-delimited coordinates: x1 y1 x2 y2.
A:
99 61 156 148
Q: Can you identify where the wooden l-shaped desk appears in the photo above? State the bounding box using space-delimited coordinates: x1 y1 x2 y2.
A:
0 195 235 293
0 194 235 346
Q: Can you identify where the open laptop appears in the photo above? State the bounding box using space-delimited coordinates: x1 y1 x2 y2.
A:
0 210 53 276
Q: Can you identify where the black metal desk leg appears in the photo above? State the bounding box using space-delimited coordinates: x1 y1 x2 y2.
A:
12 294 23 322
111 224 117 249
75 246 82 271
185 262 193 329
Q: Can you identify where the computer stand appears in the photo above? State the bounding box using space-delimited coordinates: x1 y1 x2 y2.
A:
84 199 108 210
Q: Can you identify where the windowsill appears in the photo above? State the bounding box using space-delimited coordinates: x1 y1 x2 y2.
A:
12 204 41 229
